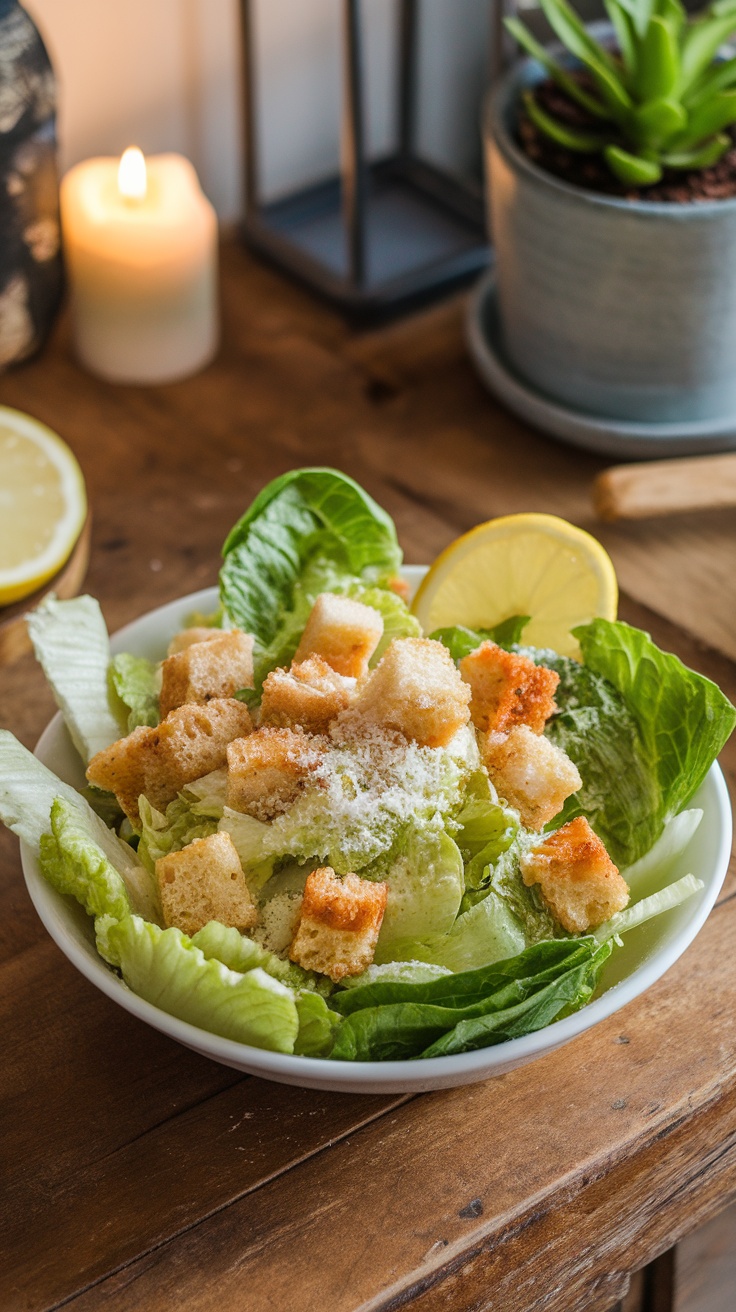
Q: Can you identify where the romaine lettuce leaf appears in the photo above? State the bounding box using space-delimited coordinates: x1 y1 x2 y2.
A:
454 771 519 888
293 991 341 1056
109 653 160 730
534 647 659 866
219 469 402 683
97 915 299 1052
26 595 124 761
430 617 530 662
374 828 465 959
621 808 702 898
191 918 331 995
331 937 611 1060
39 796 131 921
347 584 421 662
339 961 452 989
575 619 736 834
593 872 704 942
0 730 159 920
138 795 218 873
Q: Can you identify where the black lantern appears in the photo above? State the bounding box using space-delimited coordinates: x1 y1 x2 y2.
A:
239 0 502 320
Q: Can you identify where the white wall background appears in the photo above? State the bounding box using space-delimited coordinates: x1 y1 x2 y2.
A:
25 0 492 222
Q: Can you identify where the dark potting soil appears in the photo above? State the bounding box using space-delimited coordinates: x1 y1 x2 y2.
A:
517 76 736 203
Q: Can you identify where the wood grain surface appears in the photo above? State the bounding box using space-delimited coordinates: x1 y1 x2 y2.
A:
1 242 735 1312
0 513 91 667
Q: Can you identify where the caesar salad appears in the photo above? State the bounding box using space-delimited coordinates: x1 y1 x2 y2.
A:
1 468 734 1062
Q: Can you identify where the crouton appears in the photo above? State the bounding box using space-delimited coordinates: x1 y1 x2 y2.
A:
483 724 581 830
159 630 254 717
520 816 629 933
167 627 224 657
289 866 387 982
87 698 253 824
259 655 355 733
294 592 383 678
352 637 471 747
459 641 559 734
155 830 257 937
226 727 324 822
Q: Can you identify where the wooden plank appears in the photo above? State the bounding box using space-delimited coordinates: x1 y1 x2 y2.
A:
0 932 409 1312
52 890 736 1312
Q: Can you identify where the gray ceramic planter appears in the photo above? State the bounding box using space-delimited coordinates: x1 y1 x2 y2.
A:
486 56 736 424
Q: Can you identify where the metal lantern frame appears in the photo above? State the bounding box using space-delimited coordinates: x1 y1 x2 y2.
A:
240 0 505 320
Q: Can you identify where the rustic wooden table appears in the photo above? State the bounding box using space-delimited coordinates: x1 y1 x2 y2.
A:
2 242 736 1312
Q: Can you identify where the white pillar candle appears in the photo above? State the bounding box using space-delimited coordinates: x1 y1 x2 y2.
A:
60 149 218 384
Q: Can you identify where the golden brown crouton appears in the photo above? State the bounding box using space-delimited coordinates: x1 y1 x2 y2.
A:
155 831 257 938
259 656 355 733
167 627 224 657
459 641 559 734
226 727 324 822
294 592 383 678
289 866 388 982
352 637 471 748
87 698 253 824
483 724 581 830
520 816 629 933
159 630 255 717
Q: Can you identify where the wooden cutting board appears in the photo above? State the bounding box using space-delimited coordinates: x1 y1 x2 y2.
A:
0 513 91 667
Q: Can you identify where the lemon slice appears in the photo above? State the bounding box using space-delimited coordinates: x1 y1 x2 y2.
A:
412 513 618 659
0 406 87 606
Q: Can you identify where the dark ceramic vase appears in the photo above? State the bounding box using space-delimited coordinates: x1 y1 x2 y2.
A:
0 0 62 370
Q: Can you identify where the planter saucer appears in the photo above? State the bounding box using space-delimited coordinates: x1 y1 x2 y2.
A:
466 270 736 460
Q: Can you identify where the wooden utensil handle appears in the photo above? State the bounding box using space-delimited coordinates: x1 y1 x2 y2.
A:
594 452 736 521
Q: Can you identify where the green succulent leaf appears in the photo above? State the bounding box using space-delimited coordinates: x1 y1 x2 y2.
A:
618 0 656 40
685 56 736 107
633 15 681 99
661 130 731 166
537 0 633 121
604 143 664 183
522 90 609 151
680 14 736 93
655 0 686 34
675 88 736 146
538 0 621 73
629 97 687 147
504 17 610 117
604 0 637 76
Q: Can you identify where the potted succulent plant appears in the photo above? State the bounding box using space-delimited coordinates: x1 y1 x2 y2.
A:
486 0 736 425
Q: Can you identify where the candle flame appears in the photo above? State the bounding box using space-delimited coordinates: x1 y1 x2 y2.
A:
118 146 147 202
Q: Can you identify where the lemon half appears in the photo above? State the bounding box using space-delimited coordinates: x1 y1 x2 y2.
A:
412 513 618 659
0 406 87 606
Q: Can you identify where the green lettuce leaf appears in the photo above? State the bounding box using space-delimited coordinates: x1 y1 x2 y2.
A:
0 730 159 920
219 469 402 683
374 828 465 960
293 991 341 1057
339 961 452 989
454 771 519 888
533 646 659 866
97 915 299 1052
109 653 160 730
347 583 421 662
191 918 331 995
594 873 704 943
26 595 124 761
621 808 702 898
138 795 218 872
39 796 131 921
430 617 531 662
574 619 736 837
330 937 610 1060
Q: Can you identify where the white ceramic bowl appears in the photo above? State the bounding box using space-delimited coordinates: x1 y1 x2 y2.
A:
21 571 733 1093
